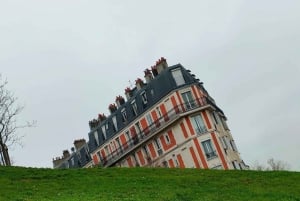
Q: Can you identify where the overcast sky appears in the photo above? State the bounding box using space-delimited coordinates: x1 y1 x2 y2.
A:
1 0 299 170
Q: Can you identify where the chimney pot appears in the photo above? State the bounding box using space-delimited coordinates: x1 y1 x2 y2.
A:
135 78 144 90
125 87 132 100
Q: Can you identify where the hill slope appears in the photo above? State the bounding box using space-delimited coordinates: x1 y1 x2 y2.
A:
0 166 299 201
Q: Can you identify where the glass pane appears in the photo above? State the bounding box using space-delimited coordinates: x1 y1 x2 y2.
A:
182 91 195 109
171 68 185 86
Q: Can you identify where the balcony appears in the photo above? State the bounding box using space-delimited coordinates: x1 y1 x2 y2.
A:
99 97 211 167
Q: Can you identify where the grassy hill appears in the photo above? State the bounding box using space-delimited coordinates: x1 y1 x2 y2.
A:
0 166 299 201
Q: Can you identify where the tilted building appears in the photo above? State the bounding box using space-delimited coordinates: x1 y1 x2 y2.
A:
53 58 247 170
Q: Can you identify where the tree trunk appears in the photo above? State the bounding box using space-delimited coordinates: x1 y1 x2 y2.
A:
0 143 10 166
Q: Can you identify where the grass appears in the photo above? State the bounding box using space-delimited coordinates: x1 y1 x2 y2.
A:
0 166 299 201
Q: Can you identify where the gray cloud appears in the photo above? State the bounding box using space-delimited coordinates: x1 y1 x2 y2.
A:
1 0 299 170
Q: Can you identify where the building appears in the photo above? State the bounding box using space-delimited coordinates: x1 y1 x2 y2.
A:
53 58 247 170
53 139 91 168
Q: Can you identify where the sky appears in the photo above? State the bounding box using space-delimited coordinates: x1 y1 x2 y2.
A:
1 0 300 170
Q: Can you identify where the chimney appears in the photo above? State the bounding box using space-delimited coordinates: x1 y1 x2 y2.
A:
89 118 100 130
151 66 158 77
115 95 125 107
53 157 64 168
144 69 153 83
108 103 117 114
74 139 86 151
156 57 168 74
63 150 70 159
125 87 132 100
135 78 144 90
98 113 106 121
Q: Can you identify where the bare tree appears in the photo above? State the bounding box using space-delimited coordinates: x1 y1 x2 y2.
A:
0 74 34 166
252 158 290 171
267 158 290 171
252 160 267 171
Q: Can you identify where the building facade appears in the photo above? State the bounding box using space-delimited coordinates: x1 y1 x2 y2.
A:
53 58 247 170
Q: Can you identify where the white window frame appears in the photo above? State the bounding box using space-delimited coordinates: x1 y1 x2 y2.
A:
131 100 138 116
121 108 127 122
104 146 109 155
94 130 99 146
112 116 118 131
181 91 195 109
141 91 148 104
143 145 149 156
146 113 153 128
171 68 185 86
135 122 142 134
191 114 207 134
71 158 75 166
201 139 216 159
154 138 161 150
156 107 162 118
101 125 107 140
125 130 131 141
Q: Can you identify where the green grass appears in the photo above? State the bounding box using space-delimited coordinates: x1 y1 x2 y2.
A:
0 166 299 201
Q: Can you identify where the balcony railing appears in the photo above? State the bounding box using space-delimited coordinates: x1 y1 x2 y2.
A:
98 97 210 167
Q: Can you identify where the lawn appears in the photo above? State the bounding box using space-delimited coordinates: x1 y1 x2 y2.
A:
0 166 299 201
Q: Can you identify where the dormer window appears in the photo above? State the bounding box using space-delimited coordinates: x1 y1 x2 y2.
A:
131 100 138 116
121 108 127 122
112 116 118 132
141 91 148 106
94 131 99 146
101 125 107 140
171 68 185 86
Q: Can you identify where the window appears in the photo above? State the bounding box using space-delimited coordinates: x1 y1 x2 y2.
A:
94 131 99 146
230 140 237 151
232 161 237 169
101 125 107 140
141 91 148 105
181 91 195 110
154 138 163 156
133 154 139 166
212 165 223 170
165 134 170 144
131 100 138 116
146 114 153 127
104 146 109 155
112 116 118 132
156 107 162 117
201 139 216 159
116 137 122 153
97 151 101 162
221 118 229 130
174 158 179 167
154 138 161 149
143 145 149 156
121 108 127 122
191 114 207 134
125 130 131 145
71 158 75 166
212 112 219 124
110 142 116 154
65 161 69 168
171 68 185 86
220 136 228 149
135 122 142 134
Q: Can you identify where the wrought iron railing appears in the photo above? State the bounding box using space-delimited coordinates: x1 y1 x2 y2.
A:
98 97 210 167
